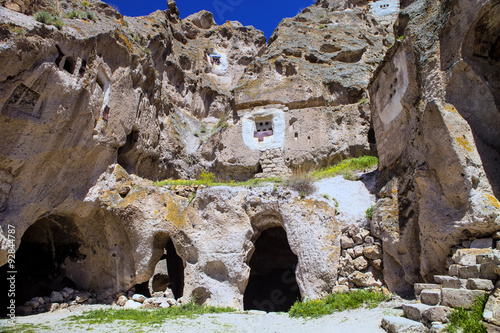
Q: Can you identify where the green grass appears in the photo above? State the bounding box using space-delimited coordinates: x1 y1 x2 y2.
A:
65 10 83 19
66 303 235 325
0 323 51 333
289 289 390 318
155 156 378 190
445 295 488 333
365 205 374 219
310 156 378 180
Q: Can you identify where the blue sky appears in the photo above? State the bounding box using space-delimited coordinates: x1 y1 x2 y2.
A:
107 0 315 38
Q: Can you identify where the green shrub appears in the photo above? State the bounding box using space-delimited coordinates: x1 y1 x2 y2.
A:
200 124 207 133
286 175 316 197
289 289 390 318
197 171 216 184
445 295 488 333
34 11 53 24
81 0 90 7
51 17 64 29
65 10 83 19
365 205 374 219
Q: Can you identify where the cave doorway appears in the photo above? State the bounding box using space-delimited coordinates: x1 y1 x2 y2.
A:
0 215 84 316
244 227 301 312
150 239 184 299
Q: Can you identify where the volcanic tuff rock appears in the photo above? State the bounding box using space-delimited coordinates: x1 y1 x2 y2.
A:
0 0 499 316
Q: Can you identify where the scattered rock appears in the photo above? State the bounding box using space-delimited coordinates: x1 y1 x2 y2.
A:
123 300 143 309
341 236 355 249
132 294 147 303
363 244 383 260
50 291 64 303
117 295 128 306
381 316 427 333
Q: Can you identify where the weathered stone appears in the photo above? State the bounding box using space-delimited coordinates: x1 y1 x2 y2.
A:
124 300 143 309
414 284 441 297
75 291 92 304
371 259 383 271
421 306 452 324
48 303 59 312
363 244 383 260
381 316 427 333
117 295 128 306
348 271 382 287
458 265 481 279
434 275 467 289
341 236 355 249
364 236 375 245
420 289 441 306
50 291 64 303
471 238 494 249
484 322 500 333
332 285 349 294
353 245 364 258
484 289 500 326
467 278 494 291
159 301 171 309
132 294 147 303
429 322 447 333
441 288 485 309
448 265 461 277
16 305 32 316
481 263 499 280
452 248 490 265
402 303 433 321
353 256 369 271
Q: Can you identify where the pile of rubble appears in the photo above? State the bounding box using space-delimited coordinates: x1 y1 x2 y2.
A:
16 287 182 316
337 225 384 289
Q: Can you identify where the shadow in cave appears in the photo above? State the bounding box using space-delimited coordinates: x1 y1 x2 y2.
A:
244 227 301 312
0 215 84 317
150 239 184 299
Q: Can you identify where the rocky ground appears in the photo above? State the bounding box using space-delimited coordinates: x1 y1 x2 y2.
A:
0 299 406 333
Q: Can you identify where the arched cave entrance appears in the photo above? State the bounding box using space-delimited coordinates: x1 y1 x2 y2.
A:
0 215 84 316
244 227 301 312
150 239 184 299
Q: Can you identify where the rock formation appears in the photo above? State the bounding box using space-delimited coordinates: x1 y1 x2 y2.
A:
0 0 499 326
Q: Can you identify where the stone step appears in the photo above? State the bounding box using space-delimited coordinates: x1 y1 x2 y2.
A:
434 275 466 289
381 316 427 333
452 248 492 265
420 289 441 306
441 288 486 309
414 283 441 297
467 278 494 291
403 303 433 321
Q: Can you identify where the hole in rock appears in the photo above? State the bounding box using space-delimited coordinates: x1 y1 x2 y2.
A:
63 57 75 74
0 215 85 316
150 239 184 299
244 227 301 312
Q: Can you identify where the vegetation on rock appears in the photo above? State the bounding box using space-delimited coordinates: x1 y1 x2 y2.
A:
34 10 64 29
288 289 391 318
445 295 488 333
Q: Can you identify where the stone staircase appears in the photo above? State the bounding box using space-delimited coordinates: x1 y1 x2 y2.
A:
382 238 500 333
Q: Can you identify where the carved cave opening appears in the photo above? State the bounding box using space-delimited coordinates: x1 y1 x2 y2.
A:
254 117 274 142
244 227 301 312
150 239 184 299
0 215 85 316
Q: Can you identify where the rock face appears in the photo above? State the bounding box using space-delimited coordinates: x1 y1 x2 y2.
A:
369 0 500 294
0 0 499 317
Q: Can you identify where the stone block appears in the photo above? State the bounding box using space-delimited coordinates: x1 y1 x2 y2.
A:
467 278 494 291
448 264 461 276
484 322 500 333
481 263 499 280
353 233 364 245
364 236 375 244
484 289 500 326
420 289 441 306
458 264 480 279
452 248 491 265
471 238 494 249
441 288 485 309
403 303 433 321
353 245 364 257
434 275 466 289
341 236 355 249
50 291 64 303
381 316 427 333
353 256 368 270
421 306 452 324
332 285 349 294
414 283 441 297
371 259 383 271
363 244 383 259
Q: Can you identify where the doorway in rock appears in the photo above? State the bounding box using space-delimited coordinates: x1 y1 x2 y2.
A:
151 239 184 299
244 227 301 312
0 215 84 316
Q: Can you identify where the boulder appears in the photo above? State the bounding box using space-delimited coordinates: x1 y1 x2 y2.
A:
363 244 383 260
348 271 382 287
421 306 452 324
420 289 441 306
402 303 433 321
132 294 147 303
341 236 355 249
471 238 494 249
117 295 128 306
467 278 494 291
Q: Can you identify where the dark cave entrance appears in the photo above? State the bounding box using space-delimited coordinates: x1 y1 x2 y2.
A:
150 239 184 299
244 227 301 312
0 215 85 316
